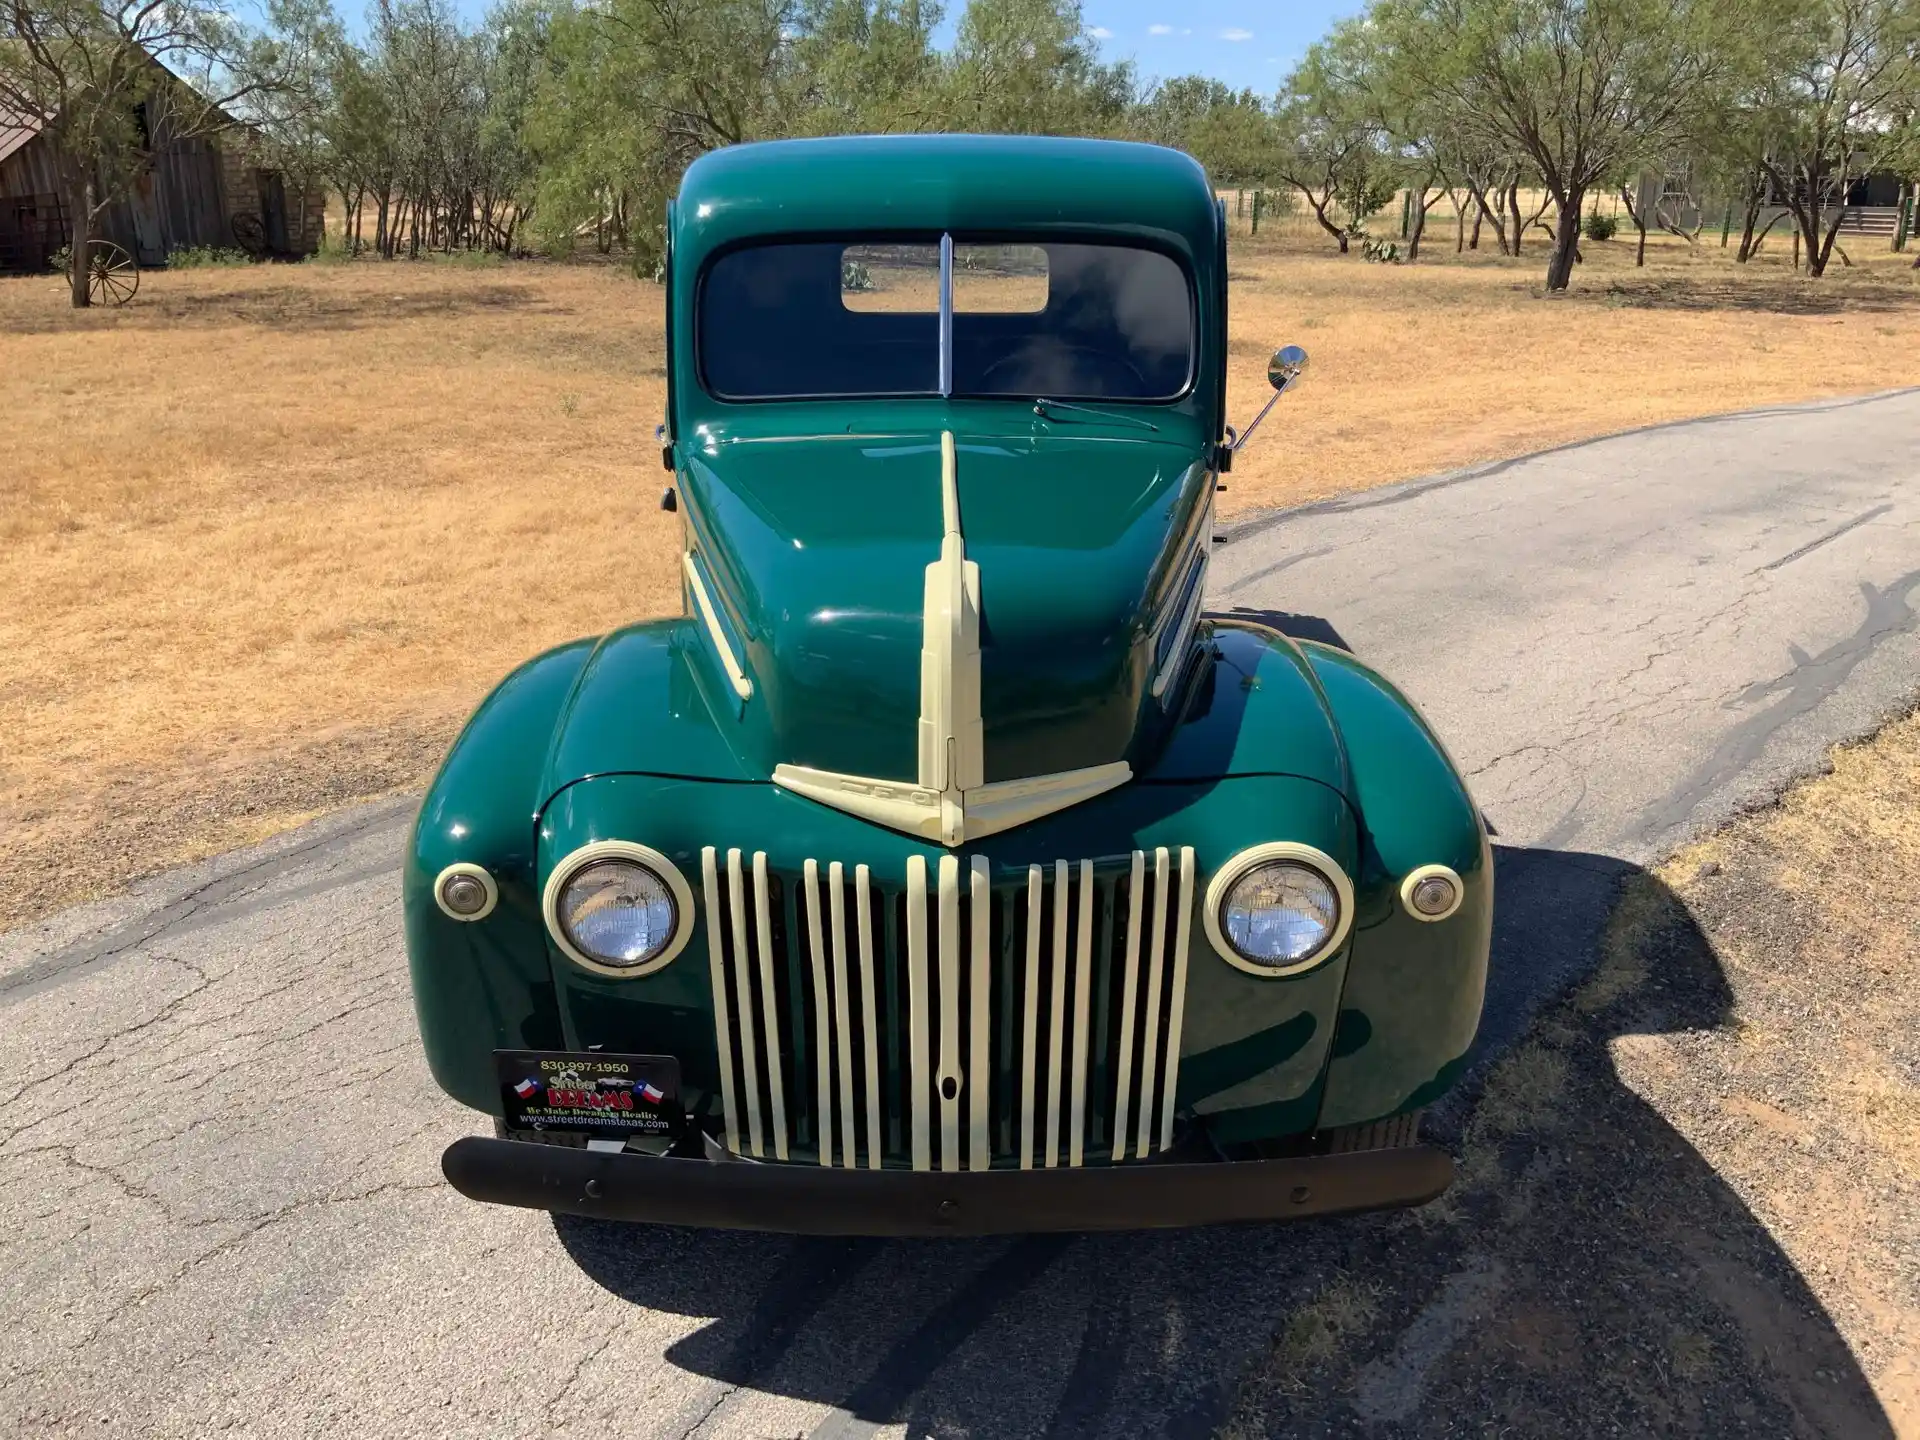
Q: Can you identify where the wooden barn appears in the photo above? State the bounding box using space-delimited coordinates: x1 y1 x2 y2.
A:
0 98 324 274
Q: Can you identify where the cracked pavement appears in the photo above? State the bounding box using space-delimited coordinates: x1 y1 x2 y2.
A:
5 390 1920 1438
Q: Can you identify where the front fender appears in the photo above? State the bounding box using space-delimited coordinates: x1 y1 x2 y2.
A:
405 638 595 1111
1297 641 1491 1128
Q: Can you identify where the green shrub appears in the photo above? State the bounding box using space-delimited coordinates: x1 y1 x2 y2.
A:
167 245 252 269
1584 211 1619 242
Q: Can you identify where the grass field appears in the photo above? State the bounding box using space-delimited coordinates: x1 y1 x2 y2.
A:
4 232 1920 923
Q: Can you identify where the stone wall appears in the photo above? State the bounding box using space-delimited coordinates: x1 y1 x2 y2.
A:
213 129 326 257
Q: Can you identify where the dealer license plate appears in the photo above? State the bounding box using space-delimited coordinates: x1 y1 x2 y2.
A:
494 1050 683 1139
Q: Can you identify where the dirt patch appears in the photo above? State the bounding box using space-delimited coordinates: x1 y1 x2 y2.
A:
1225 715 1920 1437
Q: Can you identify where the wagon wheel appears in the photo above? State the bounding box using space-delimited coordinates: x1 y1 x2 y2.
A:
85 240 138 306
231 212 267 256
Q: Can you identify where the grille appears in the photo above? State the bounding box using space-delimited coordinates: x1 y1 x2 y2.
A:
698 846 1198 1170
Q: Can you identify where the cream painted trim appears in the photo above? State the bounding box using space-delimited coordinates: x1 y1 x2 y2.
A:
1109 849 1146 1162
771 761 1132 846
1157 847 1197 1151
827 861 858 1167
1018 864 1042 1170
961 764 1132 841
1399 863 1465 923
1044 858 1069 1168
1067 859 1094 1168
433 862 498 922
542 840 696 978
967 855 993 1173
683 552 753 701
1149 558 1208 700
802 859 834 1165
940 429 960 534
1134 847 1172 1159
906 856 932 1172
771 765 944 840
1202 841 1357 978
936 855 963 1172
700 848 741 1155
751 852 789 1160
854 864 884 1170
726 849 765 1157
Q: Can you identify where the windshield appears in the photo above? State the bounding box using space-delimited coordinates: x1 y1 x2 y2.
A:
699 237 1194 403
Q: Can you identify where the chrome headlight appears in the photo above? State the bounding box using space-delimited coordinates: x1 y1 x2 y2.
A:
542 842 695 977
1203 843 1355 976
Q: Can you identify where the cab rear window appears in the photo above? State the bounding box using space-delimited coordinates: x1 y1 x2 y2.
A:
698 238 1193 402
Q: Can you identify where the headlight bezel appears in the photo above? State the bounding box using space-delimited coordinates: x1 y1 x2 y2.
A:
1202 842 1355 977
541 840 696 977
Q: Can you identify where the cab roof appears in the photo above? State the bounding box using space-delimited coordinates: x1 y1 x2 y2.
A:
672 135 1220 268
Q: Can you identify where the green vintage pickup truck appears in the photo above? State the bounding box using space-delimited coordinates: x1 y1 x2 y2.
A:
407 135 1491 1235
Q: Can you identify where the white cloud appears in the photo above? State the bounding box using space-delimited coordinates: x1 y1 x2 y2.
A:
1090 25 1113 38
1147 22 1173 34
1220 27 1254 41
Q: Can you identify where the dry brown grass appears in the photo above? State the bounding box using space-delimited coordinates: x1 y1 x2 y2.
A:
3 234 1920 923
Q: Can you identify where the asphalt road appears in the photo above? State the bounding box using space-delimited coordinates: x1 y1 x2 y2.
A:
5 390 1918 1439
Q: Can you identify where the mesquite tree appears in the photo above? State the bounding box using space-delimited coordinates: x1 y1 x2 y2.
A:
1750 0 1920 276
1379 0 1732 290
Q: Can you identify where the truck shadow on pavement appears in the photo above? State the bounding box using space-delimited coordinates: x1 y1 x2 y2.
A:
554 857 1893 1438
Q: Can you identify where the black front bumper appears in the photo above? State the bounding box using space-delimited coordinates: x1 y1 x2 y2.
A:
441 1136 1453 1236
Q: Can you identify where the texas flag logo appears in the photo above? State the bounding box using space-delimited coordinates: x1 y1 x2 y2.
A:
638 1081 666 1104
513 1077 542 1100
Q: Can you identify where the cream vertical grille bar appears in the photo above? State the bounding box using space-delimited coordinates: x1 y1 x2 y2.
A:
1067 859 1095 1167
827 862 858 1168
1044 858 1070 1169
1019 863 1043 1170
1109 850 1147 1162
855 864 883 1170
967 855 993 1172
1134 847 1173 1161
936 855 963 1173
700 847 741 1155
906 856 932 1172
750 852 789 1160
1158 848 1197 1152
725 849 766 1158
699 847 1195 1171
801 860 833 1165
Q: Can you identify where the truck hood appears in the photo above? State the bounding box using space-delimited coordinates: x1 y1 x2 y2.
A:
681 427 1202 790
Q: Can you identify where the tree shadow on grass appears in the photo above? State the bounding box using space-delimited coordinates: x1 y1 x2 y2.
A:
1575 275 1920 316
0 279 555 333
549 841 1893 1438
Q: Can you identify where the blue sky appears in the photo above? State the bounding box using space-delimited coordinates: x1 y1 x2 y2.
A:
1066 0 1365 93
417 1 1364 96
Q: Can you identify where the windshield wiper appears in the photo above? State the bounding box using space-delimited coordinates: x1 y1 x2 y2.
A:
1031 398 1159 433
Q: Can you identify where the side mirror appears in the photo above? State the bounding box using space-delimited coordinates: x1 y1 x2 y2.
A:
1223 344 1309 463
1269 344 1308 388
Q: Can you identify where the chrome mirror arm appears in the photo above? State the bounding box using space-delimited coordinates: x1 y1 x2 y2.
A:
1230 386 1285 453
1229 344 1309 454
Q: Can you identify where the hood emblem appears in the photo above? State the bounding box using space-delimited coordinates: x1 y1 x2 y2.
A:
774 432 1130 845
